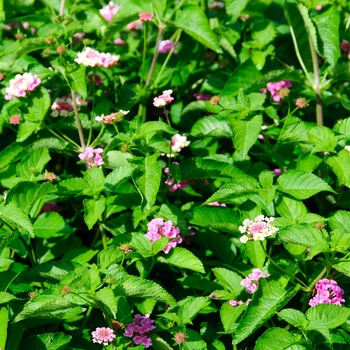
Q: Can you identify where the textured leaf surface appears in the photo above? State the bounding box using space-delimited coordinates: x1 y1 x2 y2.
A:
254 327 297 350
212 268 244 295
277 308 307 327
224 0 249 21
191 116 232 138
34 212 72 238
83 196 106 229
306 304 350 329
326 150 350 188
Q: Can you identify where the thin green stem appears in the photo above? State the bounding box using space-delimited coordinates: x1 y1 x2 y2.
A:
140 23 147 85
71 90 86 150
346 15 350 31
145 24 164 87
77 306 93 336
100 225 108 250
151 29 182 89
138 104 147 124
87 69 96 146
163 106 171 126
90 124 105 148
308 35 323 126
0 0 4 44
18 236 36 267
46 126 80 149
168 0 185 21
59 0 65 16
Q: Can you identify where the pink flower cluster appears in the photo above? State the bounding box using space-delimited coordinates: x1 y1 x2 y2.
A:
75 47 120 68
309 279 345 307
92 327 116 346
164 163 193 192
51 95 84 117
239 215 278 243
9 114 21 125
265 80 292 103
208 202 226 207
95 110 129 124
153 89 174 107
145 218 182 254
229 299 251 306
139 12 154 21
78 147 104 168
241 268 270 294
170 134 190 153
127 20 143 31
99 2 121 22
5 73 41 100
124 314 155 348
159 40 180 55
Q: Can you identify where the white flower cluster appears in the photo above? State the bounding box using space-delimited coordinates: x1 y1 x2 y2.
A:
74 47 120 68
239 215 278 243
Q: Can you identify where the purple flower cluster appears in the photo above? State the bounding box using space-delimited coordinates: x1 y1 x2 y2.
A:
145 218 182 254
240 268 270 294
264 80 292 103
124 314 155 348
309 279 345 307
78 147 104 168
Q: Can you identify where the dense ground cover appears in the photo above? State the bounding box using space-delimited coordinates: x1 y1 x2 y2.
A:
1 0 350 349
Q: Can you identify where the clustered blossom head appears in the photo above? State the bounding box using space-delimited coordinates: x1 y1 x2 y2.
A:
51 95 84 117
153 89 174 107
240 268 270 294
340 40 350 59
265 80 292 103
99 2 121 22
139 12 154 21
210 95 221 105
88 73 103 86
9 114 21 125
159 40 180 55
309 279 345 307
92 327 116 346
239 215 278 243
95 110 129 124
127 20 143 31
44 171 57 181
208 202 226 207
75 47 120 68
170 134 191 153
78 147 104 168
174 332 187 344
145 218 182 254
124 314 155 348
164 163 193 192
296 97 308 108
5 73 41 100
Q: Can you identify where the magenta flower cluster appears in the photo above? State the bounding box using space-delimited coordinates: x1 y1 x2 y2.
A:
91 327 116 346
5 73 41 100
159 40 180 55
145 218 182 254
124 314 155 348
309 279 345 307
78 147 104 168
264 80 292 103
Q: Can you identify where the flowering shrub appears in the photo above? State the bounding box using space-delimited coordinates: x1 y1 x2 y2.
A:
1 1 350 349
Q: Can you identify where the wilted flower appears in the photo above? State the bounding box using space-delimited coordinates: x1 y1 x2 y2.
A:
74 47 120 68
309 279 345 306
92 327 116 346
88 73 103 86
164 163 193 192
99 2 121 22
5 73 41 100
210 96 221 105
61 286 71 295
193 92 211 101
153 89 174 107
51 95 84 117
78 147 104 168
44 171 57 181
239 215 278 243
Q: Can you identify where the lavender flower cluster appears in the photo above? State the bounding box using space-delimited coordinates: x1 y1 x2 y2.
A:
124 314 155 348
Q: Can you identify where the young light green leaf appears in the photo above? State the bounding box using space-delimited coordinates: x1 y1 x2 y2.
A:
0 307 8 350
307 125 339 153
277 308 307 328
276 196 307 221
157 247 205 273
326 150 350 188
105 165 135 191
232 282 301 344
0 291 20 304
329 210 350 231
97 246 124 269
66 65 87 100
57 177 87 194
191 116 232 138
277 169 335 199
140 121 177 135
174 6 222 53
255 327 298 350
306 304 350 329
182 329 207 350
26 87 50 123
178 297 211 324
245 240 266 268
83 196 106 229
82 268 101 291
0 143 24 170
34 212 72 238
83 167 106 196
20 332 72 350
223 0 249 22
96 288 117 318
220 302 245 333
231 114 263 158
332 261 350 278
212 268 244 295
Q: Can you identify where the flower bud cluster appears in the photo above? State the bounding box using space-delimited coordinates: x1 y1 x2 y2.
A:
92 327 116 346
75 47 120 68
170 134 191 153
265 80 292 103
208 202 226 207
5 73 41 100
153 89 174 107
99 2 121 22
241 268 270 294
239 215 278 243
51 95 84 117
309 278 345 307
78 147 104 168
95 110 129 124
124 314 155 348
145 218 182 254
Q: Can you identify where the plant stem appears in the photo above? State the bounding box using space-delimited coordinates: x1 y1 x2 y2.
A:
151 29 182 89
71 90 86 150
163 106 171 126
90 124 105 148
87 70 96 146
140 23 147 85
145 24 164 87
100 225 108 249
18 236 36 267
77 306 93 336
59 0 65 16
308 35 323 126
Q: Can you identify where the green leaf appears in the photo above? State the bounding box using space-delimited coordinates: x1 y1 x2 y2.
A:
223 0 249 22
277 308 307 327
326 150 350 188
179 297 211 324
221 59 262 99
16 148 51 181
212 268 244 295
97 246 124 269
255 327 298 350
0 307 8 350
245 240 266 268
277 169 335 199
232 282 301 344
67 65 87 100
174 6 222 53
191 116 232 138
135 153 161 208
190 206 241 233
96 288 117 318
332 260 350 277
182 329 206 350
105 166 135 191
307 126 339 153
57 177 87 194
21 332 72 350
306 319 331 343
157 247 205 273
313 5 340 68
231 114 263 158
117 275 176 304
26 87 50 123
306 304 350 329
220 302 245 333
82 268 101 291
83 167 105 196
276 196 307 221
296 153 322 172
140 121 177 135
149 334 174 350
34 212 72 238
83 196 106 230
0 143 24 170
0 291 20 304
329 210 350 231
62 248 98 264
